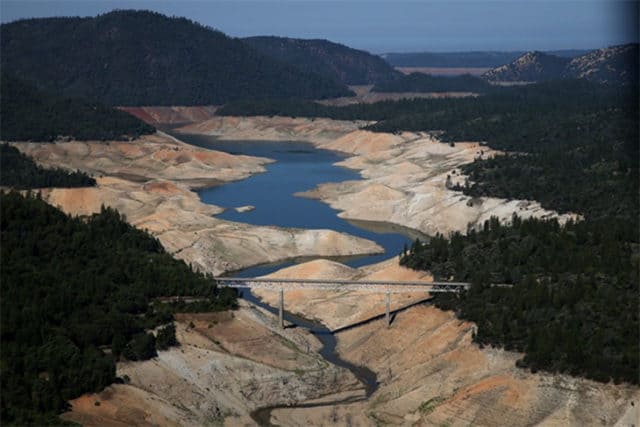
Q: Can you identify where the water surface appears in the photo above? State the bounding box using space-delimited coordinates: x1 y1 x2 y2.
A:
173 132 423 275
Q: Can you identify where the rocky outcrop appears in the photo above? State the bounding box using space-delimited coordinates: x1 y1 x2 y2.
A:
482 51 569 82
483 44 639 84
565 43 639 84
14 132 383 275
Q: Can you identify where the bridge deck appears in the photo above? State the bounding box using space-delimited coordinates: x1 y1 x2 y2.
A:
214 277 471 293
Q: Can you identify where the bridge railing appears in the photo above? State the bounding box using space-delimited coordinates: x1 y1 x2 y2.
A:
213 277 471 293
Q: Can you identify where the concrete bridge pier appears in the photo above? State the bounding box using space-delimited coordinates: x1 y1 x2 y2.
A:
279 288 284 329
385 290 391 327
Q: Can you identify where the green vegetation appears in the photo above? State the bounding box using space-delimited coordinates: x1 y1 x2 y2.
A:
401 215 638 384
222 79 638 384
0 144 96 188
371 73 492 93
1 191 237 424
396 80 638 384
217 80 629 134
1 10 352 106
243 36 401 85
0 74 155 142
418 396 445 415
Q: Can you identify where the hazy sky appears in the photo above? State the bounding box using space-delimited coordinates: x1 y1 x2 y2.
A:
1 0 637 53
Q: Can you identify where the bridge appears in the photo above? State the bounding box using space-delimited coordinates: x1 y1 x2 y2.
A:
214 277 471 329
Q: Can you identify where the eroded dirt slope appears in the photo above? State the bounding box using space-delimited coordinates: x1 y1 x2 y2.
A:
178 116 577 236
62 302 362 426
256 259 639 427
13 132 383 274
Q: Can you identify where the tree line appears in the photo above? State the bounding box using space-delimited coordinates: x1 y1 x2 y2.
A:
0 144 96 188
1 73 155 142
1 191 237 425
371 73 492 93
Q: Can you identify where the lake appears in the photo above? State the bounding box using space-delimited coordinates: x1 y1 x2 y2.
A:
172 132 424 276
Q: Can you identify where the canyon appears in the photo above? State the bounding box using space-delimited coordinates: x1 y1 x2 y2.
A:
12 109 637 426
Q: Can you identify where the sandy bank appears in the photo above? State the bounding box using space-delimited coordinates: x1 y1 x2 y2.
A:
13 133 383 275
246 258 639 427
61 254 638 426
15 131 271 189
62 301 361 426
178 116 578 236
253 257 432 331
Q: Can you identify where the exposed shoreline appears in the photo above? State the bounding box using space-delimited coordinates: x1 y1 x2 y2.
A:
11 131 384 275
175 114 578 238
13 110 636 426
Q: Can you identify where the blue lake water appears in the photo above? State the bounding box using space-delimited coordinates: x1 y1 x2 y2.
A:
171 132 426 276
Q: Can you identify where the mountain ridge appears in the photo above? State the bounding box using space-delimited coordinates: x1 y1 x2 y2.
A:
242 35 402 85
0 10 353 106
483 44 638 84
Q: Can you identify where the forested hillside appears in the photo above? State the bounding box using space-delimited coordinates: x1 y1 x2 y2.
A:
396 81 639 383
243 36 401 85
483 44 639 84
0 10 352 106
0 144 96 188
1 191 237 424
218 79 629 135
221 79 639 384
371 73 492 93
0 74 155 142
401 214 638 384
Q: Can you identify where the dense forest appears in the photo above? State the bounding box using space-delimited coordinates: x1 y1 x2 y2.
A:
395 81 639 383
1 191 237 425
243 36 401 85
1 10 352 105
371 73 492 93
483 44 639 84
218 79 630 136
0 74 155 142
0 144 96 188
401 215 638 384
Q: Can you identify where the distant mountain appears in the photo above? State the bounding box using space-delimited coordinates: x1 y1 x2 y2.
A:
482 52 570 82
565 44 638 84
243 36 402 85
482 44 639 84
0 10 352 106
381 50 588 68
371 73 492 93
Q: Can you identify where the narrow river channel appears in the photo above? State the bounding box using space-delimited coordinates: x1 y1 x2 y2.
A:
169 131 428 424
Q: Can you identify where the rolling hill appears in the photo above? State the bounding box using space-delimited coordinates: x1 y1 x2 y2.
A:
243 36 402 85
483 44 639 84
381 50 588 68
0 10 353 106
482 51 570 82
